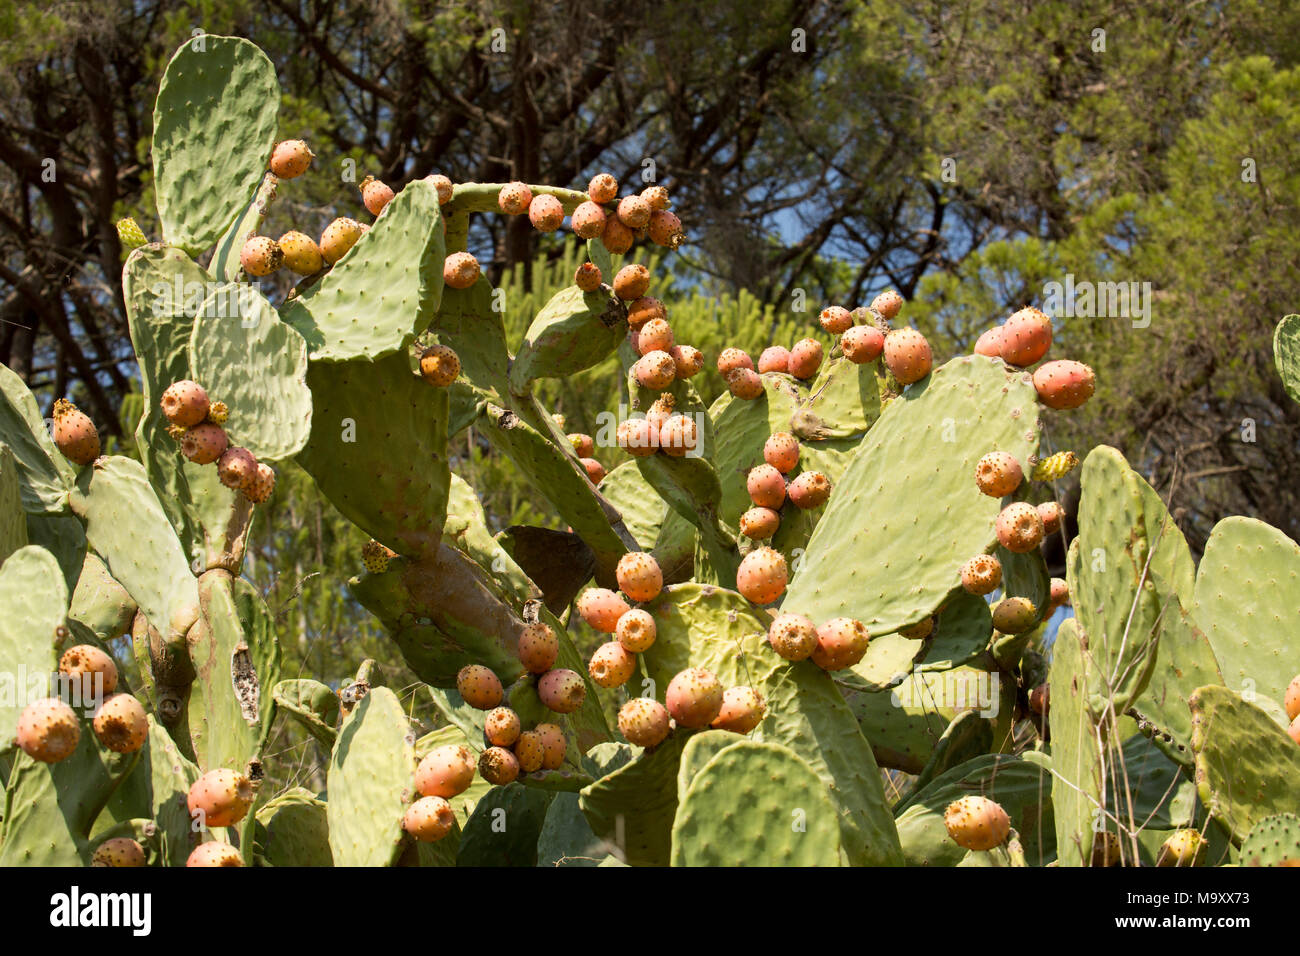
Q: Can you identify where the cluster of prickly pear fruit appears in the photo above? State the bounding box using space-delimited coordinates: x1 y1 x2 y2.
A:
161 379 275 503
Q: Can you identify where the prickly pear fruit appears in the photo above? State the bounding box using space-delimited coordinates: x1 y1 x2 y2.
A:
974 327 1005 357
1290 714 1300 746
711 686 766 734
415 744 477 798
1037 500 1064 535
788 338 824 380
92 693 148 753
637 318 675 355
819 306 853 334
356 175 394 216
16 697 80 762
746 464 787 510
514 730 545 773
575 261 602 291
1032 450 1079 481
161 380 210 426
991 597 1037 634
577 588 632 632
768 613 818 661
601 216 635 254
59 644 117 696
115 217 147 250
403 795 455 842
456 665 504 710
883 328 933 385
641 185 671 210
616 608 657 652
739 506 780 539
613 263 651 301
206 400 229 425
92 837 145 867
1049 577 1070 608
320 217 365 264
1029 683 1049 715
240 236 283 276
571 200 606 239
788 471 831 509
1286 675 1300 722
442 251 480 289
618 698 671 748
841 324 885 364
1155 829 1206 867
736 546 788 605
217 446 258 491
616 551 663 602
538 669 586 714
430 174 454 204
1032 360 1096 410
761 432 799 475
361 540 394 574
727 367 764 399
943 796 1010 851
534 723 567 769
270 139 313 178
52 398 100 465
243 462 275 504
187 768 254 827
647 209 684 248
671 345 704 379
995 502 1045 553
871 289 904 320
274 230 322 276
974 451 1024 497
187 842 243 867
634 350 677 390
1000 307 1052 367
419 344 461 387
528 193 564 231
485 707 521 747
716 348 754 376
517 622 559 674
588 173 618 204
617 417 659 456
758 346 791 374
960 554 1003 595
659 414 700 458
180 422 229 465
812 617 870 671
479 746 520 786
898 618 934 640
498 181 533 215
665 667 724 728
628 296 666 329
588 641 636 688
646 394 676 432
616 195 651 229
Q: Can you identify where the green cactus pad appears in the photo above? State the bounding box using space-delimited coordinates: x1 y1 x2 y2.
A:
0 445 28 563
671 740 844 866
152 35 279 255
784 356 1041 634
509 285 627 391
579 732 689 867
280 178 445 361
843 632 932 691
326 686 417 867
590 461 668 551
676 729 747 803
0 364 75 512
253 789 334 867
1048 617 1110 866
1189 684 1300 843
97 717 200 866
1276 314 1300 404
918 591 994 670
297 350 451 557
456 782 553 866
634 454 737 585
427 278 511 403
638 583 903 866
909 709 996 795
444 474 542 605
0 545 68 747
272 679 340 749
998 545 1050 627
793 356 881 440
1192 516 1300 716
123 244 241 562
209 172 277 282
1241 812 1300 866
537 792 611 867
191 283 312 460
1104 731 1197 831
894 753 1055 866
70 457 199 648
68 552 137 642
